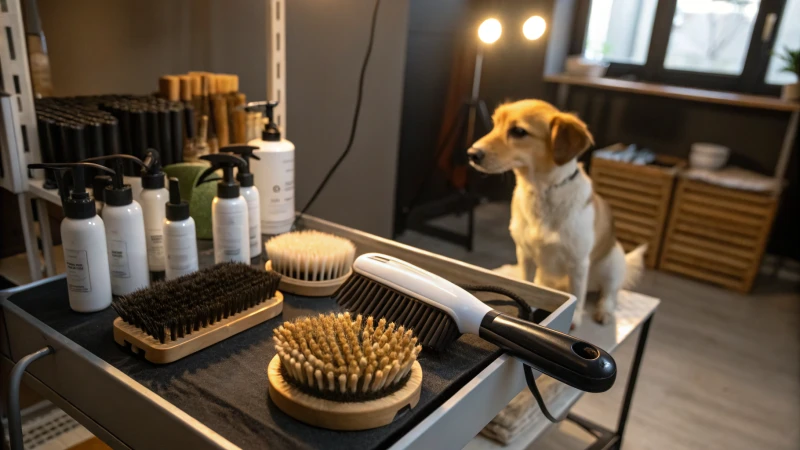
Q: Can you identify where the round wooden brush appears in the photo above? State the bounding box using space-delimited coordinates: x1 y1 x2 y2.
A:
268 312 423 430
265 230 356 296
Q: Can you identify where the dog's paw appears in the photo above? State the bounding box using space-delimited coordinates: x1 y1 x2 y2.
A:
593 309 612 325
571 314 583 330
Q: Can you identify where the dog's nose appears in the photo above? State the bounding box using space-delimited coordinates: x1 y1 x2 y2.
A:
468 148 485 164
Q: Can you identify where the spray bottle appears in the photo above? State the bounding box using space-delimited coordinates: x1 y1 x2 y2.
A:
139 149 169 279
222 145 262 258
28 162 115 312
246 101 295 235
197 154 250 263
163 177 199 280
82 154 151 295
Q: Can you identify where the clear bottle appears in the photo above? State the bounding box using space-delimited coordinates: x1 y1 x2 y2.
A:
197 154 250 263
29 162 115 312
139 150 168 278
221 145 262 258
247 101 295 235
163 178 198 279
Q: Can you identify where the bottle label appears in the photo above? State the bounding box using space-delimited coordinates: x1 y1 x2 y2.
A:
108 240 131 278
217 209 246 258
146 228 165 264
166 226 197 276
248 200 259 250
257 152 295 223
64 248 92 293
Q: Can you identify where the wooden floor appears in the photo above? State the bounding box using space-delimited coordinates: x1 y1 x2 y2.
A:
399 203 800 450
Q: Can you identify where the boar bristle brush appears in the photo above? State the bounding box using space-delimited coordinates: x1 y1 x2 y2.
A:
265 230 356 297
267 312 423 430
113 263 283 363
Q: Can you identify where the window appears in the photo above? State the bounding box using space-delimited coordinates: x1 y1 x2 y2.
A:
583 0 658 64
576 0 798 94
765 0 800 85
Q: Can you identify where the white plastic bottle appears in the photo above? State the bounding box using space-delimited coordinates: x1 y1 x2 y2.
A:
222 145 262 258
29 163 114 312
139 150 168 277
163 178 199 280
248 101 295 235
198 154 250 263
92 175 112 216
101 160 151 295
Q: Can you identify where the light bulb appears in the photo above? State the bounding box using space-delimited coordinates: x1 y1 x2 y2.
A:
523 16 546 40
478 18 502 44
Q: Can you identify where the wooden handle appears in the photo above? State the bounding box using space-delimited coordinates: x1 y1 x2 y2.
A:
159 75 180 102
213 94 229 146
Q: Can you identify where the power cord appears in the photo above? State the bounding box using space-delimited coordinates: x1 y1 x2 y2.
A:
293 0 382 229
459 284 565 423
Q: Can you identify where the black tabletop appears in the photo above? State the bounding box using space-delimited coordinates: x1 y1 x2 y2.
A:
6 240 541 450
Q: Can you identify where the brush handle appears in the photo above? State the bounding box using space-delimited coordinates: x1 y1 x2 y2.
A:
479 311 616 393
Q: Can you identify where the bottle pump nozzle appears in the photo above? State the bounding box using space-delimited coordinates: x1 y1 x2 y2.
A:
166 177 190 221
244 100 280 141
220 145 260 187
81 154 148 206
196 154 247 199
28 162 116 219
141 149 165 189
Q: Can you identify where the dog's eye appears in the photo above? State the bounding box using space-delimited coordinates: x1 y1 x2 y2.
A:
508 127 528 138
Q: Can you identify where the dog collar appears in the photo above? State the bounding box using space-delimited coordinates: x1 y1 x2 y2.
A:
545 168 580 193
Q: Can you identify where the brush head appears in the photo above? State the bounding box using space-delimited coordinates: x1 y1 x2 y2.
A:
335 273 461 351
266 230 356 282
113 263 281 344
273 312 421 402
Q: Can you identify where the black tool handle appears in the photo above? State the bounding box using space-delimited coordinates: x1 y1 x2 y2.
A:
479 311 616 392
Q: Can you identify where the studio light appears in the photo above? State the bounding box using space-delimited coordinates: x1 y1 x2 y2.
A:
523 15 546 40
478 18 502 44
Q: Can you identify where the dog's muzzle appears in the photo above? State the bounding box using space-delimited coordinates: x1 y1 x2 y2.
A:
467 147 485 165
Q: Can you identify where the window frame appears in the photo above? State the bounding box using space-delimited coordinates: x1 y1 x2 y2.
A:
571 0 791 96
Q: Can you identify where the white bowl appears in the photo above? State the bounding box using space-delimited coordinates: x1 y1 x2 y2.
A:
690 143 729 170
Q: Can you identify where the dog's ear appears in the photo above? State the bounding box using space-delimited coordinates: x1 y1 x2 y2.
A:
549 113 594 165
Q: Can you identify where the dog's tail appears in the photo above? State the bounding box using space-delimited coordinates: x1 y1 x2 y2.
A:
623 244 648 289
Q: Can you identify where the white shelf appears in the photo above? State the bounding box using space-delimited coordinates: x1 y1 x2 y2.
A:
465 290 659 450
28 178 63 206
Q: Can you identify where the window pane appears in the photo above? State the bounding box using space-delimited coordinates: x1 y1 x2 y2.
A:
583 0 659 65
664 0 760 75
766 0 800 85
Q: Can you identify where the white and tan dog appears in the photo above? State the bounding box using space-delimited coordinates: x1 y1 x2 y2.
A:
468 99 645 327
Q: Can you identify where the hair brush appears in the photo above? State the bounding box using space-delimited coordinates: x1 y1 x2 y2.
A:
334 253 616 393
265 230 356 296
268 312 424 430
112 263 283 363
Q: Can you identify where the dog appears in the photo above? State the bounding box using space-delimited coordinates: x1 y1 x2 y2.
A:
467 99 646 327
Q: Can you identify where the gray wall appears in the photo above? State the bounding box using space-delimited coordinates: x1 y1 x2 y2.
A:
286 0 409 237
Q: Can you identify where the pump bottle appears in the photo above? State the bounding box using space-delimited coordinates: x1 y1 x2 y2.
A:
246 101 295 235
29 162 115 312
92 175 112 215
222 145 262 258
163 177 199 279
197 154 250 263
139 149 169 278
83 154 151 295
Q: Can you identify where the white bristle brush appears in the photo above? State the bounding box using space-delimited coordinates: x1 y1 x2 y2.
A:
265 230 356 296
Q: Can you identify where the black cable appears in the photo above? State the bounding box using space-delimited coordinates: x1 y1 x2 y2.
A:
459 284 565 423
293 0 382 229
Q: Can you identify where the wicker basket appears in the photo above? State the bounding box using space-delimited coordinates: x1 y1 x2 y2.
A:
659 178 778 293
589 151 684 268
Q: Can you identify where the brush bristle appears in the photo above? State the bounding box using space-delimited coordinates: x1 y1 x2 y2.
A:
334 273 461 351
113 263 281 344
273 312 421 401
266 230 356 282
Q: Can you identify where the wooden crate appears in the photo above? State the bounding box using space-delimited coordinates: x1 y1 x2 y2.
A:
589 153 684 268
659 178 778 293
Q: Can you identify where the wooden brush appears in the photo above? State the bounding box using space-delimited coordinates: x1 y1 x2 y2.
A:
268 312 423 430
112 263 283 363
334 253 618 393
265 230 356 296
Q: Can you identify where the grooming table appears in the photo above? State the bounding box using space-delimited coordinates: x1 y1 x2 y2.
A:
2 216 592 450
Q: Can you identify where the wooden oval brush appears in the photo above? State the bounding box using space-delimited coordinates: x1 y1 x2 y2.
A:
268 312 422 430
265 230 356 297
